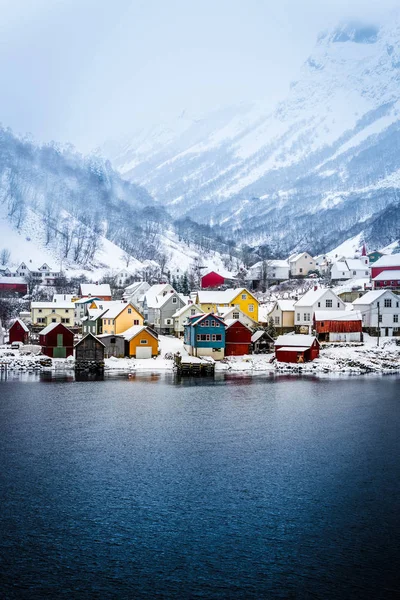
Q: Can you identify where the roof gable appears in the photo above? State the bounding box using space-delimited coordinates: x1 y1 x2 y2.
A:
75 332 105 347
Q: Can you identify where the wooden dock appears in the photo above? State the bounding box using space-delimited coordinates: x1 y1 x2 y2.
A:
174 353 215 376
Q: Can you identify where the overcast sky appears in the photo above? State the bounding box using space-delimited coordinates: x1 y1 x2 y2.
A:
0 0 398 152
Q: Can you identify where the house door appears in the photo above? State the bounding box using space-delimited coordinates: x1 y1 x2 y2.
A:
54 333 66 357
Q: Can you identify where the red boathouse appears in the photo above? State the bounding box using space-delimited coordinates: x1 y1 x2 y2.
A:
39 322 74 358
225 320 252 356
9 319 29 344
274 334 320 363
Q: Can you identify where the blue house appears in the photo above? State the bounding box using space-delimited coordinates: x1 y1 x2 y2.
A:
183 313 227 360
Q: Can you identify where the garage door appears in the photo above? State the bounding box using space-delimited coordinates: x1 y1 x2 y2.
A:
136 346 152 359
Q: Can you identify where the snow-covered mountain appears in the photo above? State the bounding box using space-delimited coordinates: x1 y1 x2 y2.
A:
105 18 400 254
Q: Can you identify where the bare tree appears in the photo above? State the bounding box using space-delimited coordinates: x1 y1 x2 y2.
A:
0 248 11 266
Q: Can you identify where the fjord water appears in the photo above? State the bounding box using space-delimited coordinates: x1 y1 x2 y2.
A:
0 374 399 599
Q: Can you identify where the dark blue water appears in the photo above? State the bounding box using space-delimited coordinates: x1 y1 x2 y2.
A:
0 373 399 599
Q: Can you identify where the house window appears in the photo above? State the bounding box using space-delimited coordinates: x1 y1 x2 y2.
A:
317 302 321 307
274 316 280 325
353 271 356 275
51 309 56 313
108 319 111 325
303 313 310 321
134 319 139 325
320 322 324 327
337 302 340 308
299 268 303 273
384 299 392 308
140 339 147 344
52 318 57 323
38 309 42 313
128 308 132 314
172 297 177 303
211 320 215 327
215 322 220 327
191 308 196 315
394 315 399 323
241 294 247 300
325 299 333 308
204 320 209 326
378 314 383 323
110 337 116 344
233 312 239 319
212 334 222 341
365 271 368 275
297 313 300 321
65 309 69 313
248 303 254 312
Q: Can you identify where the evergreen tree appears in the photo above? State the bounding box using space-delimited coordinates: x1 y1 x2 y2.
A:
266 317 277 339
181 272 190 295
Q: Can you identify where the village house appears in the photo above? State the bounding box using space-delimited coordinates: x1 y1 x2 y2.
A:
288 252 316 277
251 330 274 354
370 253 400 290
224 320 252 356
268 300 295 334
79 283 112 301
200 269 236 289
74 333 105 364
172 304 204 337
101 302 144 335
314 310 363 342
31 301 75 328
368 250 385 264
97 334 125 358
352 290 400 337
143 284 185 334
246 260 289 289
73 297 103 325
330 256 369 282
4 262 62 286
122 281 150 309
0 276 27 297
8 319 30 345
314 255 330 276
196 288 259 322
39 322 74 358
82 308 108 335
115 269 135 287
333 278 371 302
184 313 227 360
216 305 257 330
294 288 346 334
123 325 159 358
274 334 320 363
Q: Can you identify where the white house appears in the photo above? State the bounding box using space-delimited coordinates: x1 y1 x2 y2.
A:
352 290 400 336
294 287 346 333
172 303 204 337
246 260 289 286
331 257 369 281
216 305 258 330
122 281 150 309
268 299 295 331
289 252 316 277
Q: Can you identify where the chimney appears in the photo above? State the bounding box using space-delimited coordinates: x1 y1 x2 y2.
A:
314 286 318 291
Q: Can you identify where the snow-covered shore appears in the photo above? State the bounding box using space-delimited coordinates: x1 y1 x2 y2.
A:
1 335 399 376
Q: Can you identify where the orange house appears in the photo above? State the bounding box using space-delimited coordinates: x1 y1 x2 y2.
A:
123 325 158 358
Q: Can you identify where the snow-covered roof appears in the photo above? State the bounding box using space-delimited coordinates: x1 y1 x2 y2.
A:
0 276 27 284
11 318 29 332
353 290 397 304
145 284 174 308
277 346 311 352
345 258 368 270
122 325 157 341
372 269 400 281
201 267 236 279
74 297 101 306
52 294 75 303
224 318 250 329
172 304 202 318
80 283 111 297
275 334 318 348
75 333 105 347
372 254 400 268
189 313 227 327
40 322 70 335
124 280 148 294
251 330 271 343
87 308 108 320
101 302 138 319
314 310 362 321
31 301 75 309
294 288 332 307
332 278 370 295
276 300 295 311
289 252 308 263
197 288 252 304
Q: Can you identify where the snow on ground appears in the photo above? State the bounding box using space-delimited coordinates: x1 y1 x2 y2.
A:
326 233 364 259
1 335 399 375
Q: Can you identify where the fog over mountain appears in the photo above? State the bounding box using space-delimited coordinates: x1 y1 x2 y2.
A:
105 16 400 254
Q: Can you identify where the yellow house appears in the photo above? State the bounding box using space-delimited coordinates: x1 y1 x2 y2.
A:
267 300 295 332
196 288 259 322
123 325 159 358
101 302 144 335
31 301 75 327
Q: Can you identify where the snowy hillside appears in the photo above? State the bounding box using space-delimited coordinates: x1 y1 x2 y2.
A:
105 17 400 254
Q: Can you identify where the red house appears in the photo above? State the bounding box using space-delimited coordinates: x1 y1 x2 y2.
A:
0 277 28 296
274 334 320 363
9 319 29 344
201 271 225 289
39 322 74 358
370 254 400 279
225 320 252 356
314 310 362 342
